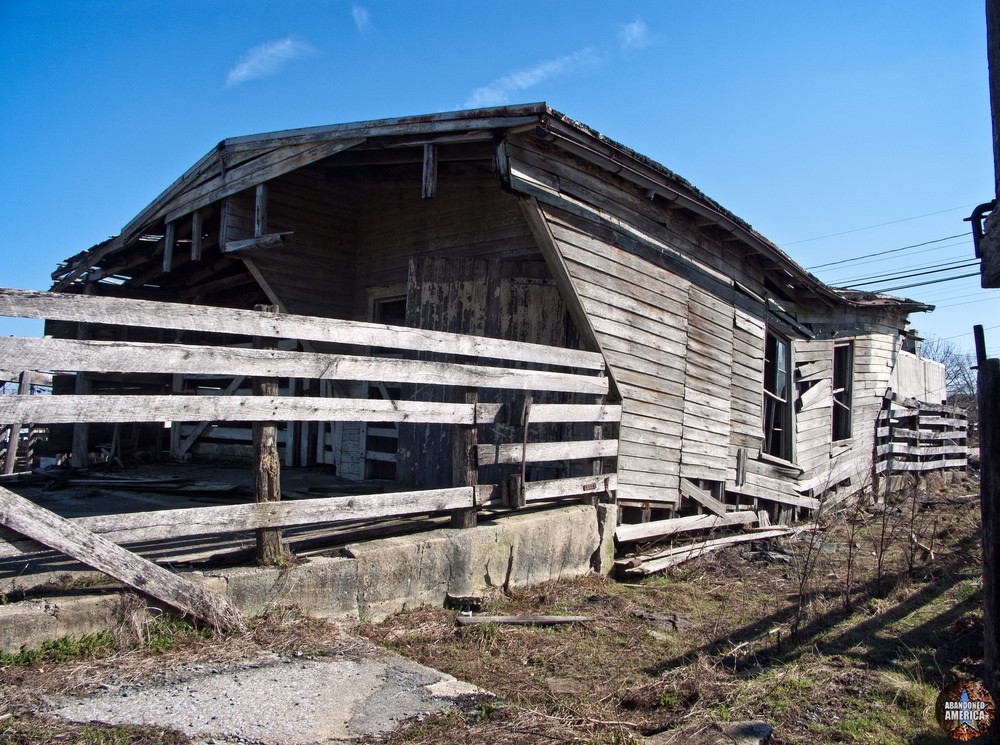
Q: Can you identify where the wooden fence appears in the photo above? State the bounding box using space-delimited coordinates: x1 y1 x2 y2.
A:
876 390 969 477
0 288 620 563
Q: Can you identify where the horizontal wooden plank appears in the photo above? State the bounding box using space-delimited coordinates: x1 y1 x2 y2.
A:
727 482 821 510
1 337 608 395
523 473 617 502
476 439 617 466
475 403 622 424
0 487 476 558
0 289 604 371
0 395 476 425
615 511 758 543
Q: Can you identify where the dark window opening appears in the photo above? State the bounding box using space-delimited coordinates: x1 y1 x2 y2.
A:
832 342 854 441
763 332 793 460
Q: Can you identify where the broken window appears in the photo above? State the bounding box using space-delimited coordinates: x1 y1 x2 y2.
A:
832 342 854 441
763 331 792 460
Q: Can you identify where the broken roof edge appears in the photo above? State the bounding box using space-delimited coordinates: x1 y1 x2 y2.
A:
830 288 934 314
48 102 936 315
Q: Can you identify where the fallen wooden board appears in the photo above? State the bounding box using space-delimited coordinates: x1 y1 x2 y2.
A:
456 615 592 626
0 485 243 631
615 511 757 543
622 525 817 576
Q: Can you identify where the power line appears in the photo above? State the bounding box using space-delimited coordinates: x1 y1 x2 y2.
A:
872 271 983 293
806 233 968 270
842 259 981 288
783 205 977 246
813 238 971 278
936 296 1000 309
943 323 1000 341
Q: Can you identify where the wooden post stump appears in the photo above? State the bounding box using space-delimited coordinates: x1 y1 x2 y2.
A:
253 304 290 565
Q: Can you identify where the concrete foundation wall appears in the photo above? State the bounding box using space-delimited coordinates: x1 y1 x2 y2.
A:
0 503 615 653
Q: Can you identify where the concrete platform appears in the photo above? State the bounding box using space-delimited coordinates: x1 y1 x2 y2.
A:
0 501 615 653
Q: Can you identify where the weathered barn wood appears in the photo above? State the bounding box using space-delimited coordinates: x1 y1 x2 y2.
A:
19 103 964 563
0 485 243 630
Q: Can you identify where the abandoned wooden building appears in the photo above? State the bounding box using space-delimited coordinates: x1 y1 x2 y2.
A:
1 103 968 545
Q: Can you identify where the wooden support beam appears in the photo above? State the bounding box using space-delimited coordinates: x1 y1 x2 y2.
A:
223 232 290 255
0 484 243 631
680 477 728 517
162 220 176 273
191 210 203 261
422 143 438 199
254 183 267 237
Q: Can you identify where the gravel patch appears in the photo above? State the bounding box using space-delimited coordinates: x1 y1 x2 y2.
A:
47 642 484 744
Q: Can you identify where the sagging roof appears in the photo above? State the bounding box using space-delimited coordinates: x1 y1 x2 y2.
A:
50 103 930 313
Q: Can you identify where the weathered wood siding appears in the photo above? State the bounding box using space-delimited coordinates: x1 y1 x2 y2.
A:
507 134 768 505
355 162 538 311
680 288 733 482
222 169 359 319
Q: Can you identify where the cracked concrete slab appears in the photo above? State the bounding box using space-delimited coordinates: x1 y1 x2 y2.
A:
48 639 485 744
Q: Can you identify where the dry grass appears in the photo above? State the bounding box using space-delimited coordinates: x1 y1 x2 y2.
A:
361 471 984 744
0 472 983 744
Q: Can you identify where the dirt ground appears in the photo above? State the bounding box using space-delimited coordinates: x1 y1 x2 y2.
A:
0 470 987 744
361 471 985 744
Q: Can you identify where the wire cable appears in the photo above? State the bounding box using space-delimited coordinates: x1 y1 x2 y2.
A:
784 205 977 246
806 233 969 270
871 271 983 293
842 260 981 288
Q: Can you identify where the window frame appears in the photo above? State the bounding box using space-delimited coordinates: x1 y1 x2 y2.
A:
832 341 854 442
763 330 794 461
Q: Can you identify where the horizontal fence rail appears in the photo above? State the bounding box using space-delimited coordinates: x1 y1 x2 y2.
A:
0 287 620 568
876 392 969 474
0 288 604 370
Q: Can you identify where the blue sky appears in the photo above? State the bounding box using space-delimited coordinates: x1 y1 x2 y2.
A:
1 1 996 356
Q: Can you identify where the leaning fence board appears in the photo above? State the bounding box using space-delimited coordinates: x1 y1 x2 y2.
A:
477 439 617 466
0 289 603 370
615 511 758 543
0 338 608 395
0 395 476 425
0 485 243 630
0 486 475 557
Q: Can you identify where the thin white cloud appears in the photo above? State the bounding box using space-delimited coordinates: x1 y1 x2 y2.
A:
618 19 651 50
226 35 314 86
352 5 373 33
465 47 600 108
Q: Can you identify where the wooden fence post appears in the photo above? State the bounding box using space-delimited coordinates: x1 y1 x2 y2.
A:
253 304 290 565
450 389 478 529
975 325 999 720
